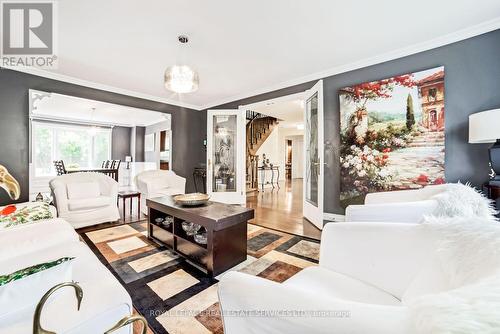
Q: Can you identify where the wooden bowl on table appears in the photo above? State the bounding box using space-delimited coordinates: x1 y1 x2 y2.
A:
173 193 210 206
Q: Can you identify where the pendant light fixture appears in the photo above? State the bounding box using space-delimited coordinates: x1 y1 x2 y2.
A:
164 35 199 94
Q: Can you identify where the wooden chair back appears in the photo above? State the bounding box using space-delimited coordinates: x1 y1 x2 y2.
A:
53 160 67 176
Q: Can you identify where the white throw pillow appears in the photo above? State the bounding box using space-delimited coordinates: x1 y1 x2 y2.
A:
66 182 100 200
410 272 500 334
0 257 74 317
431 183 498 222
423 216 500 289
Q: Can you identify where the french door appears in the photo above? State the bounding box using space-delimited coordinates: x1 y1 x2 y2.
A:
206 110 246 204
303 80 324 229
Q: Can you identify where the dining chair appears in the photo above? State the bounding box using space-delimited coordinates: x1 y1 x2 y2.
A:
111 160 121 170
53 160 67 176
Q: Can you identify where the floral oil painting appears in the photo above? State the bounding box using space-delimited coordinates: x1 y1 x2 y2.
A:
339 66 445 208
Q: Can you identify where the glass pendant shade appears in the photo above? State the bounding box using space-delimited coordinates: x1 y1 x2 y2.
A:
164 65 199 93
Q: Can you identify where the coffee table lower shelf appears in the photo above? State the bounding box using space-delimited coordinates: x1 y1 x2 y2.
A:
147 207 248 277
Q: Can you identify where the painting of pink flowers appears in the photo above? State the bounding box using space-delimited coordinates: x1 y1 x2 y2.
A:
339 67 445 208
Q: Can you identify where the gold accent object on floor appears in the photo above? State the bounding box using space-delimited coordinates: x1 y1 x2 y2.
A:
33 282 84 334
104 314 148 334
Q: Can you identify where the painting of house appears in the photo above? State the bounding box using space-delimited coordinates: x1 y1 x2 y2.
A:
339 67 445 208
417 70 445 131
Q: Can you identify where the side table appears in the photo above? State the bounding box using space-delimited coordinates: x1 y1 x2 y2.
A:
118 190 141 220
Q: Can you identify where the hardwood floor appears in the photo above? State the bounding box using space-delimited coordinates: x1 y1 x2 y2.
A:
246 178 321 240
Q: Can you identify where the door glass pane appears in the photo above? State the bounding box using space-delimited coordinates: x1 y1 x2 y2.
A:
212 115 237 192
306 93 319 206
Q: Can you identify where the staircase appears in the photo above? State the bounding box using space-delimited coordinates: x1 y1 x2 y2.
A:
246 110 278 192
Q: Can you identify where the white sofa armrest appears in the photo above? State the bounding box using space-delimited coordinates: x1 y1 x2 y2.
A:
135 177 151 196
98 174 118 200
218 271 412 334
365 189 422 204
49 178 69 215
168 173 186 193
364 185 447 204
345 200 438 223
319 222 435 299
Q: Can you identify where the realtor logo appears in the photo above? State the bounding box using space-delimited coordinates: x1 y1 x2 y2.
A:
1 1 57 68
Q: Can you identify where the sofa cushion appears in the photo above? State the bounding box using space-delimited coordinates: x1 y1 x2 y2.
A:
0 218 79 262
0 257 74 317
284 266 401 306
68 196 110 211
66 182 101 200
402 256 449 303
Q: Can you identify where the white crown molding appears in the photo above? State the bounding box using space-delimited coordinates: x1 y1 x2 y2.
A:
201 17 500 110
4 17 500 111
2 66 202 111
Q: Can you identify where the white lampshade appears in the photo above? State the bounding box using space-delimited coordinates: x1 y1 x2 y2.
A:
469 109 500 143
164 65 199 94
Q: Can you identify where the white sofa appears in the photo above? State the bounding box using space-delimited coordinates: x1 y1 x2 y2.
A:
345 185 447 223
0 217 132 333
218 221 461 334
135 170 186 215
50 172 120 228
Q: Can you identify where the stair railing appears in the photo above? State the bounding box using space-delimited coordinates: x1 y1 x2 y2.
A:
245 110 277 191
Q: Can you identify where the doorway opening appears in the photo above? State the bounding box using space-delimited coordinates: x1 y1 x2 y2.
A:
241 92 321 240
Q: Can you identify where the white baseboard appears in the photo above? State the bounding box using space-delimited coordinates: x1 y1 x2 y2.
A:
323 212 345 222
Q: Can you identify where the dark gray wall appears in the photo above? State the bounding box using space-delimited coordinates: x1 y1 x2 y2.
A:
0 69 205 205
111 126 132 161
135 126 145 163
207 29 500 214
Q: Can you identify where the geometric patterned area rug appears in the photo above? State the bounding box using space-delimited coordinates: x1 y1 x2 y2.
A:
79 222 320 334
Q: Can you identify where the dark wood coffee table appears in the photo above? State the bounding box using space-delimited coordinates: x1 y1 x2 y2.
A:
146 196 254 276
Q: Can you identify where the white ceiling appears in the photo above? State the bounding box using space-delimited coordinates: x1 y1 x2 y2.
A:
32 91 168 127
19 1 500 110
254 99 304 127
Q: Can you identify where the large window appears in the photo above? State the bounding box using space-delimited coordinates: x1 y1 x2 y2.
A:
32 121 111 176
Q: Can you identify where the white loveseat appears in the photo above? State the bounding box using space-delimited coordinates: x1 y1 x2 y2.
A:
219 221 484 334
0 217 133 333
345 185 447 223
135 170 186 215
50 172 120 228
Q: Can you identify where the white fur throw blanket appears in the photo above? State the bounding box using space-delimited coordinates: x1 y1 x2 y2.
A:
431 183 498 222
411 217 500 333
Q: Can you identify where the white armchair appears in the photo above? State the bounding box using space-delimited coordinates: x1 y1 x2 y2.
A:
345 184 447 223
135 170 186 215
49 172 120 229
218 222 441 334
